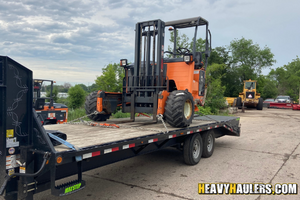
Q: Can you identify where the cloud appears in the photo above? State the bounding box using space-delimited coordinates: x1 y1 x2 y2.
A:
0 0 299 85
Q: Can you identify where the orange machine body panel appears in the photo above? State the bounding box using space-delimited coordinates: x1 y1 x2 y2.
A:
96 90 103 113
37 106 68 124
166 61 204 106
157 90 170 115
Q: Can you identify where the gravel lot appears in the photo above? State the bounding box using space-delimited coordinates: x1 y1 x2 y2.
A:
3 108 299 200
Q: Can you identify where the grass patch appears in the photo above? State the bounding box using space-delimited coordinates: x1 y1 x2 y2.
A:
68 108 90 122
195 106 212 116
112 111 131 118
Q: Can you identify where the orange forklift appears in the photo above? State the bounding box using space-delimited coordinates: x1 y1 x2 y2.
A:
33 79 68 125
85 17 211 127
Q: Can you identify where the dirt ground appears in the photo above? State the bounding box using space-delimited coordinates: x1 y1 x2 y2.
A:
2 108 300 200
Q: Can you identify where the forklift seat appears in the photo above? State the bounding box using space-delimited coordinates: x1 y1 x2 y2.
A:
35 98 45 110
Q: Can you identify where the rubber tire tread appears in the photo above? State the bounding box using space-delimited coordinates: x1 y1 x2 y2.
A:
85 91 110 121
202 130 215 158
164 90 194 128
257 97 263 110
236 97 242 109
183 133 203 165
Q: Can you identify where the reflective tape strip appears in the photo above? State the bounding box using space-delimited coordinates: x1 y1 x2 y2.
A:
92 151 101 157
168 134 176 139
123 143 135 149
47 117 56 119
61 110 67 112
36 111 41 113
196 129 202 132
215 125 219 128
83 153 92 159
148 138 158 143
83 151 101 159
104 147 119 154
187 131 193 134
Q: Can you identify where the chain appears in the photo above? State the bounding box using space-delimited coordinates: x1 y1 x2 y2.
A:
65 111 99 124
63 111 164 132
116 124 162 132
157 114 169 133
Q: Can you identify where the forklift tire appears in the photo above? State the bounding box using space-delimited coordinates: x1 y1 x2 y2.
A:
236 97 242 109
183 133 203 165
201 130 215 158
164 90 194 128
257 98 263 110
85 91 111 121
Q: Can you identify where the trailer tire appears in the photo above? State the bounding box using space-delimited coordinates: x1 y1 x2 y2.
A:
164 90 194 127
257 98 263 110
183 133 203 165
85 91 111 121
236 97 242 109
202 130 215 158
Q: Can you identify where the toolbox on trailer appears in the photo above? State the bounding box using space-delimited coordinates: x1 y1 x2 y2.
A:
0 56 240 200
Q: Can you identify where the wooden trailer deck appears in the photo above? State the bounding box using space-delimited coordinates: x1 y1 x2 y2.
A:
44 117 217 152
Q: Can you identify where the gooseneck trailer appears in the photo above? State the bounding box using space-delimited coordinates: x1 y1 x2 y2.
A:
0 56 240 200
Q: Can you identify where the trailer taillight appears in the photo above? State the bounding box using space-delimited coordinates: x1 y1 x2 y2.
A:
56 156 63 164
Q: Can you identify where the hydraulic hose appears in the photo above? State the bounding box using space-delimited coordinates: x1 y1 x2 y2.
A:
0 152 50 195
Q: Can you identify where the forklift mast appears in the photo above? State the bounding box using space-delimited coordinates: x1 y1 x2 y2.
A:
122 19 168 122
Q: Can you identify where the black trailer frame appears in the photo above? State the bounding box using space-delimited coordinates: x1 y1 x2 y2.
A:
0 56 240 199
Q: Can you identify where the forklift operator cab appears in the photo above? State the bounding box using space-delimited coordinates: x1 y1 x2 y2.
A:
86 17 211 128
33 79 68 125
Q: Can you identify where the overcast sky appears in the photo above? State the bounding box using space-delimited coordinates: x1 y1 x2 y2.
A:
1 0 299 86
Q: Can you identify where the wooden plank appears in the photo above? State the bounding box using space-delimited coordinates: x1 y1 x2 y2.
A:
44 117 215 152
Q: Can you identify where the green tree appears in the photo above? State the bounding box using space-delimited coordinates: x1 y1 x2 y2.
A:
229 37 276 75
205 63 227 114
222 37 276 96
88 83 98 92
68 85 86 109
46 86 59 102
95 63 124 92
209 46 230 65
78 84 88 92
167 30 190 58
256 76 278 99
269 56 300 102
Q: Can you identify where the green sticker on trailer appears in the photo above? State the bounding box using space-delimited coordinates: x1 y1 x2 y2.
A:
236 118 240 121
64 183 82 194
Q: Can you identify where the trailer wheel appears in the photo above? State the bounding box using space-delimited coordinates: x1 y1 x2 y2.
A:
236 97 242 109
183 133 203 165
164 90 194 127
85 91 111 121
202 130 215 158
256 98 263 110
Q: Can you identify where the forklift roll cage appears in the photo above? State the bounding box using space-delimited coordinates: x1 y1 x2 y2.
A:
121 17 211 123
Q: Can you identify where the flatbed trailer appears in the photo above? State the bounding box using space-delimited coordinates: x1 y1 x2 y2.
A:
0 56 240 200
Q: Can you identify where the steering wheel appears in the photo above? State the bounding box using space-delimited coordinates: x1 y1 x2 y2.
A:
176 47 191 54
164 51 174 55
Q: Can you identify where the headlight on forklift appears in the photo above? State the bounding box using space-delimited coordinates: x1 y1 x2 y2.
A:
120 59 128 67
184 55 193 63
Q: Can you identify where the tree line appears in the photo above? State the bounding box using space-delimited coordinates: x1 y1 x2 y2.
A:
47 34 299 113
